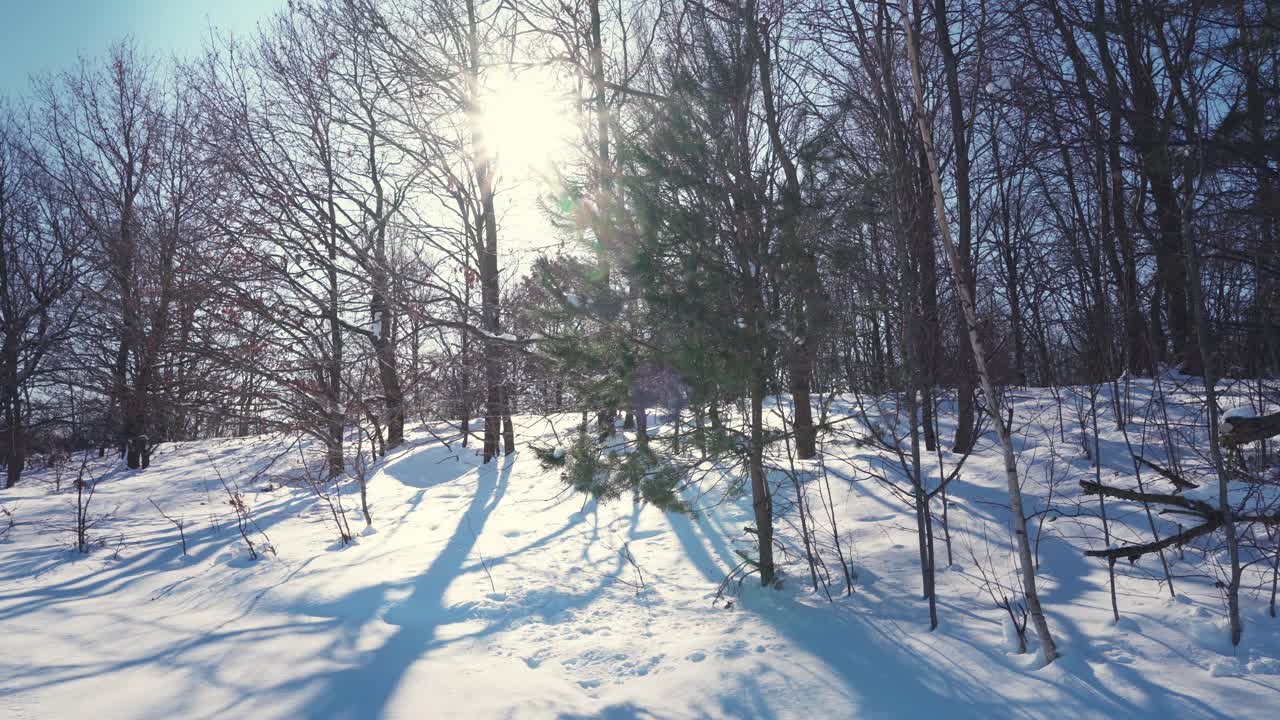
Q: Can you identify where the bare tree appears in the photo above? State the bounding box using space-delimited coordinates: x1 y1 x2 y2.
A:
903 0 1058 663
0 106 82 487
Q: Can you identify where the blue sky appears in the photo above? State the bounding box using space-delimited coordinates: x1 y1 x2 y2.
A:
0 0 285 98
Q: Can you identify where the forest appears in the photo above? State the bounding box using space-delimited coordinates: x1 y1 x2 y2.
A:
1 0 1278 717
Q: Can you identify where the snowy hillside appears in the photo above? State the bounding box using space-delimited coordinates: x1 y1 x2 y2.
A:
3 382 1279 719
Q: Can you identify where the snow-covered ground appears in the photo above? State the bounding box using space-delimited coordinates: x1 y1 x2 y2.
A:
2 380 1278 718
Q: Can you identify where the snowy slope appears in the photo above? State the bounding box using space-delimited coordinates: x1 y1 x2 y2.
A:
2 381 1279 719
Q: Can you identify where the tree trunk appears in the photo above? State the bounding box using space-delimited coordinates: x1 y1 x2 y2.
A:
468 0 504 463
905 4 1057 662
1116 0 1199 372
460 275 472 447
366 105 404 450
4 449 20 489
3 332 22 488
373 293 404 450
1051 0 1152 376
634 406 648 450
502 379 516 455
931 0 978 453
125 363 150 470
750 361 775 586
326 168 343 479
1176 110 1243 642
3 399 20 489
751 11 817 460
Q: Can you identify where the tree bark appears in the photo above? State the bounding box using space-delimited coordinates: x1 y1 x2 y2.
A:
905 3 1057 662
931 0 978 452
326 171 344 479
750 358 775 586
373 292 404 450
1116 0 1199 372
751 12 817 460
467 0 505 464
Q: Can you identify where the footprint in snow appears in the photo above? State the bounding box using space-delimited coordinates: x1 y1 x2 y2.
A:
620 654 664 677
1106 651 1135 665
1098 644 1135 665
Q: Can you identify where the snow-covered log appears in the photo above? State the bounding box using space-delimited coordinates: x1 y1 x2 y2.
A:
1219 411 1280 447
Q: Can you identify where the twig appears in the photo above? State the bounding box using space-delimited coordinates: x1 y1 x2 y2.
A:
149 497 188 556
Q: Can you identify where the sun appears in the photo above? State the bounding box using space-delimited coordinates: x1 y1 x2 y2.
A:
475 67 576 178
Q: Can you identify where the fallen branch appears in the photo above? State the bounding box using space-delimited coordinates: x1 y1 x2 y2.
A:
1079 479 1221 562
1084 518 1221 563
1079 480 1216 517
1135 456 1198 492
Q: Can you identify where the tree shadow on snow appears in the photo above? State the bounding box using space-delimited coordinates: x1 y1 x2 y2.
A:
663 491 1236 719
378 436 479 490
278 456 514 719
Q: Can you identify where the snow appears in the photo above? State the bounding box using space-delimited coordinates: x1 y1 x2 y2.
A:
1001 615 1023 652
1183 483 1218 503
1209 658 1241 677
565 294 581 308
1222 406 1257 420
3 380 1280 718
479 330 521 343
985 77 1013 94
1221 405 1257 422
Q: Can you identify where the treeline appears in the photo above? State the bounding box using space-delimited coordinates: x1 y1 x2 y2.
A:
2 0 542 486
0 0 1276 654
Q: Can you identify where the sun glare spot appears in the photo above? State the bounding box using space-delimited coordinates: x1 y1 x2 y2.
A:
476 68 575 177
